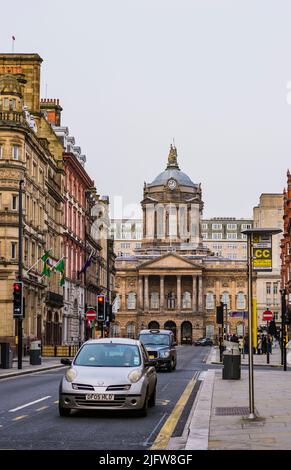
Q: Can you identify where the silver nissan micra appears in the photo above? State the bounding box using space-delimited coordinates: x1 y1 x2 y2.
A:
59 338 157 417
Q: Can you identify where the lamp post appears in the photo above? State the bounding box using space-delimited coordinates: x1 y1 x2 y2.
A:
17 180 24 370
241 228 281 420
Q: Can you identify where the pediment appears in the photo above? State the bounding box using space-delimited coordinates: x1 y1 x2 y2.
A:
138 253 201 271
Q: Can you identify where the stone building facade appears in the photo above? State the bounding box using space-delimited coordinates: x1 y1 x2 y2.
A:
114 146 249 343
0 54 64 347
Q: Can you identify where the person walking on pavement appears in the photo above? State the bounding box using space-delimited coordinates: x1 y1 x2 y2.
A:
244 334 249 354
238 336 244 353
257 335 262 355
262 335 267 354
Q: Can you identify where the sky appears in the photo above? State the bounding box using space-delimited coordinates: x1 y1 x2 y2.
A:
1 0 291 219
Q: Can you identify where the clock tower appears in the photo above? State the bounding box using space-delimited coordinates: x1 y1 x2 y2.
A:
139 145 207 256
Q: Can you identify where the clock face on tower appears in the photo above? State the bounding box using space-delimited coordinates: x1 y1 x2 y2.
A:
167 178 177 190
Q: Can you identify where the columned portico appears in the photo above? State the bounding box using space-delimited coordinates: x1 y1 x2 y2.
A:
192 275 197 311
198 276 203 311
177 275 181 310
138 277 143 309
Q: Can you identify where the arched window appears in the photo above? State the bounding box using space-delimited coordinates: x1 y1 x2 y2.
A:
206 324 214 339
206 292 214 310
127 292 136 310
111 323 120 338
167 292 175 309
150 292 159 309
126 322 136 339
236 323 244 337
221 292 230 309
236 292 246 310
148 321 160 329
182 291 191 309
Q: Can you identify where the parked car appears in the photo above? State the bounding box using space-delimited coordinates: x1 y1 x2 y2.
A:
194 337 213 346
59 338 157 417
138 329 177 372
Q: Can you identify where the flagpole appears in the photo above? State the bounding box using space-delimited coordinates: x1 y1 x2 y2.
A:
24 249 51 275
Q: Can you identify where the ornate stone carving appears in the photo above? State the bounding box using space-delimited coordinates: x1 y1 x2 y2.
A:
115 276 121 288
221 278 229 287
206 278 215 287
127 277 136 288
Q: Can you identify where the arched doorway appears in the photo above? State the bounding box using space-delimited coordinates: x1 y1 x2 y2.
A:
148 321 160 330
181 321 192 344
164 321 177 341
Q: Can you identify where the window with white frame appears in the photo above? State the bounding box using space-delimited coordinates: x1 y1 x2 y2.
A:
150 292 159 309
237 323 244 336
221 292 230 309
202 232 208 239
12 145 19 160
266 283 271 295
273 312 279 321
227 224 237 230
273 283 278 295
202 223 208 230
241 224 251 230
127 292 136 310
236 292 246 309
0 144 3 158
112 323 120 337
212 223 222 230
212 233 222 240
227 233 237 239
206 292 214 309
182 291 191 309
241 234 247 240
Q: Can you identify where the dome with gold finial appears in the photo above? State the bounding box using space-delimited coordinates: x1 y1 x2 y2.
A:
147 144 196 188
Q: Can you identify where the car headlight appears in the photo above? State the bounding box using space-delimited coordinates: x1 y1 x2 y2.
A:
160 350 170 358
128 369 143 383
65 368 77 382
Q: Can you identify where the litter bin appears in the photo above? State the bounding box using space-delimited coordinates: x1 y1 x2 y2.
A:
222 341 241 380
0 342 13 369
30 340 42 365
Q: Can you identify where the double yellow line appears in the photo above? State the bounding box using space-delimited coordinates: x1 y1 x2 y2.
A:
151 372 198 450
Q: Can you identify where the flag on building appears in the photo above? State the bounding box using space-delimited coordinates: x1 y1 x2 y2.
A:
78 251 93 277
12 36 15 41
41 251 52 277
55 258 65 286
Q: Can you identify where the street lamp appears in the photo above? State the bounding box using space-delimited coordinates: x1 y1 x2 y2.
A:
241 227 281 420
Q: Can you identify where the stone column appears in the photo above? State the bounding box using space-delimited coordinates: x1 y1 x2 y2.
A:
198 276 203 311
192 275 197 311
160 275 164 310
177 275 181 310
144 275 149 311
138 277 143 309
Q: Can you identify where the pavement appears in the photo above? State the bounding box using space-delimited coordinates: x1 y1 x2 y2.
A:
184 345 291 450
0 356 65 379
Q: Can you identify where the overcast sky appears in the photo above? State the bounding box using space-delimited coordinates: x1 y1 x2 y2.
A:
1 0 291 219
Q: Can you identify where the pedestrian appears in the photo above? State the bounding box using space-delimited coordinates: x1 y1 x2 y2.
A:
244 335 249 354
257 336 262 355
262 335 267 354
238 336 244 353
268 334 273 354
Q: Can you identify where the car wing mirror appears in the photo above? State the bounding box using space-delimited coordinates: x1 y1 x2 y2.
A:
61 358 72 366
145 359 157 367
172 342 177 346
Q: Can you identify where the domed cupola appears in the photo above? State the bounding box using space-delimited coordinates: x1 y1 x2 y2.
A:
147 144 197 190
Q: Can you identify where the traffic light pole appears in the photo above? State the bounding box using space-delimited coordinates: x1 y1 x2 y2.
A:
246 232 255 419
281 289 287 371
17 180 24 370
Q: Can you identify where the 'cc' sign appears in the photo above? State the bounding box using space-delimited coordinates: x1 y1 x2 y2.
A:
253 248 271 259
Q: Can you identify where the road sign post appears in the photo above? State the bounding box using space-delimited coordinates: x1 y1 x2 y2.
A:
242 227 281 420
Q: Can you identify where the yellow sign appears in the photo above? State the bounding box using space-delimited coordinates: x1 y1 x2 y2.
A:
252 232 272 271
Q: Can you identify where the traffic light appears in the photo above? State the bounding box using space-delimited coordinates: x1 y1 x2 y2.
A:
216 303 223 324
13 281 23 318
97 295 105 321
106 302 115 322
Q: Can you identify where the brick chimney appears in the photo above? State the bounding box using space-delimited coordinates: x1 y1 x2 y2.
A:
40 98 62 126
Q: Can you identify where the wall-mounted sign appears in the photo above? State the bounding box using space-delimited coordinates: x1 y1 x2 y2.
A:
252 232 272 271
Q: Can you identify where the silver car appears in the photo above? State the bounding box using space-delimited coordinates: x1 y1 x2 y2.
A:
59 338 157 417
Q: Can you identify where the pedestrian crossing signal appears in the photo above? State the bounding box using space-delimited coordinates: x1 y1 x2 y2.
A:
97 295 105 321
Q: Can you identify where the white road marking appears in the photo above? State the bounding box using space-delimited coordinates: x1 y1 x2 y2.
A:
143 413 167 446
9 396 51 413
198 371 207 381
36 406 49 412
12 415 27 421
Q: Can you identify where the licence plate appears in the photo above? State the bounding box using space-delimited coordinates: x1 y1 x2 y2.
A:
85 393 114 401
149 355 155 359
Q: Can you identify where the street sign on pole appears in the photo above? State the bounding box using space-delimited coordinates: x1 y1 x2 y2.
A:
85 308 96 321
263 309 273 321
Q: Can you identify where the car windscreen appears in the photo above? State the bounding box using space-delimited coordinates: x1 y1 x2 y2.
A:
139 333 170 346
74 343 141 367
